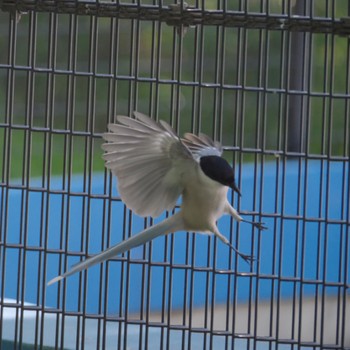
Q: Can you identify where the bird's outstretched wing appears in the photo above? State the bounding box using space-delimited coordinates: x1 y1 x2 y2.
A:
182 132 222 160
103 112 222 217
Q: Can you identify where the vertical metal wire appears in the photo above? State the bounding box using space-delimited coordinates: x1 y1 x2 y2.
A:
39 11 52 341
122 11 139 350
273 24 286 347
320 26 335 350
144 12 156 339
1 8 15 346
101 15 117 350
175 12 187 349
277 6 290 343
231 17 246 346
341 9 350 348
80 13 98 349
287 0 307 153
305 28 317 345
187 17 200 350
252 18 266 350
44 11 59 348
19 9 37 347
105 12 120 340
217 3 231 348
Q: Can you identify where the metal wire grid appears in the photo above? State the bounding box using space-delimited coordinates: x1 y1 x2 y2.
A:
0 0 349 349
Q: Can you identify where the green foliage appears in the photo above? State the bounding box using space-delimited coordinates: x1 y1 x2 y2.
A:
0 4 349 177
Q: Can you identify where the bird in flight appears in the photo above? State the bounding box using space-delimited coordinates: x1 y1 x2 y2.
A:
48 112 266 286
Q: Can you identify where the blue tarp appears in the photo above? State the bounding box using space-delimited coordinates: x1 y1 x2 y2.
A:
1 160 349 314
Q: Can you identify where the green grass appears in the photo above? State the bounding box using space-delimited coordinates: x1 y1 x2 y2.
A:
1 130 105 180
0 6 349 178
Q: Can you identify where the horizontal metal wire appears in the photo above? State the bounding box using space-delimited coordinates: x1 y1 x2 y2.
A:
1 124 350 162
3 64 350 100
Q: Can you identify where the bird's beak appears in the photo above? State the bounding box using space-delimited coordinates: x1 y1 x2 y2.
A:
230 183 242 197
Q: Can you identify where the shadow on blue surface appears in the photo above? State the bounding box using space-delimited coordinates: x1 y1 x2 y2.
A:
1 160 349 314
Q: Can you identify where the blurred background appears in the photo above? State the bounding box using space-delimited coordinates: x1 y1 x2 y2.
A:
0 0 349 349
1 0 349 179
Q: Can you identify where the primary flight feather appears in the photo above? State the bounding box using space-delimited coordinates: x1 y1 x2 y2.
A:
48 112 266 286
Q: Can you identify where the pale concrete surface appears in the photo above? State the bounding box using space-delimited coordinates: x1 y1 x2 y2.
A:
144 295 349 347
1 296 349 349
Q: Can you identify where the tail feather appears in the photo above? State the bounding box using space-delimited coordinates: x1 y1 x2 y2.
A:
47 212 184 286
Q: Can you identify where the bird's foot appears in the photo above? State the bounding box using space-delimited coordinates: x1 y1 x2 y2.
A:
239 252 256 265
252 221 267 230
242 219 267 231
226 241 256 265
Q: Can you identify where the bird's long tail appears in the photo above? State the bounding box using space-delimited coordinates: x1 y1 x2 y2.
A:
47 212 184 286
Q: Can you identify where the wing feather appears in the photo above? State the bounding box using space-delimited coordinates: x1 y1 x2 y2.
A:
103 112 192 217
182 132 222 159
102 112 223 217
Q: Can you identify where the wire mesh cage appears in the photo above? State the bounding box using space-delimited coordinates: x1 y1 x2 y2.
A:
0 0 349 349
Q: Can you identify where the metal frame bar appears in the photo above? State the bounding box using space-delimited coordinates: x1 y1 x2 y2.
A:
1 0 350 36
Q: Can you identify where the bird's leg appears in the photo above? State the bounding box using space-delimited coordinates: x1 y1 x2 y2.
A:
212 227 255 265
226 203 267 230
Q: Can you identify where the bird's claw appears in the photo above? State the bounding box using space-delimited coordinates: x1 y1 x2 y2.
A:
253 222 267 230
226 241 256 265
239 253 256 265
241 218 267 231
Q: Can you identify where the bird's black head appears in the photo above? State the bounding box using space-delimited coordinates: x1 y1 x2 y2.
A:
199 156 241 196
